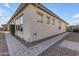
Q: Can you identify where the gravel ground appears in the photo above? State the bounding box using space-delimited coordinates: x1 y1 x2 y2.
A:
65 33 79 42
0 32 9 56
40 32 79 56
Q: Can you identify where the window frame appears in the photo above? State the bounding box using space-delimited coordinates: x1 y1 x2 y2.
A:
52 18 55 25
46 16 50 24
58 21 62 30
37 11 43 23
15 13 23 32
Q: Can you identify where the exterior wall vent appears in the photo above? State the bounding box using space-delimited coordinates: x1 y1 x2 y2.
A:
33 32 37 36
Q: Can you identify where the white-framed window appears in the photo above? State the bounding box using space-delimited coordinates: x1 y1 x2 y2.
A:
15 19 18 31
15 14 23 32
37 12 43 23
46 16 50 24
20 16 23 32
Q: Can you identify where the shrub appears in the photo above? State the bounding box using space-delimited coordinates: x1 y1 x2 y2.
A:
66 26 72 32
9 24 15 35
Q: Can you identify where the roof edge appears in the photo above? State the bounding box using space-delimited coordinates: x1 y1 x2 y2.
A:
7 3 69 25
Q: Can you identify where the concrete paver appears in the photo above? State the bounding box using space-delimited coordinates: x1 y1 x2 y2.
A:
28 32 69 56
5 32 28 56
5 31 69 56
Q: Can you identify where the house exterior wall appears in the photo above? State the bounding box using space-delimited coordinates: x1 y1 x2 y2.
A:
14 10 24 39
23 4 67 42
10 8 24 38
23 4 33 42
7 4 32 42
8 4 67 43
7 6 24 39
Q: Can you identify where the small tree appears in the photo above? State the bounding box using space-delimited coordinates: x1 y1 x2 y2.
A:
9 24 15 35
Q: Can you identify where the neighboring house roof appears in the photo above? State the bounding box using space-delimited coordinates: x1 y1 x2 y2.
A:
7 3 69 25
72 25 79 27
2 24 7 26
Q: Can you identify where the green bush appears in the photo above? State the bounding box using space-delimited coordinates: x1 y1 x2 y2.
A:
9 24 15 35
66 26 72 32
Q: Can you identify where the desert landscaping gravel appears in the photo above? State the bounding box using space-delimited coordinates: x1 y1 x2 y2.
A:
40 32 79 56
0 32 9 56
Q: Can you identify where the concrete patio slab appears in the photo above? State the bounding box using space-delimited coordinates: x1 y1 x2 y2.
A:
59 40 79 52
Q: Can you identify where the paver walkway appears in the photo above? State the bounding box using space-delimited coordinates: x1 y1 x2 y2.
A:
40 32 79 56
5 31 69 56
0 32 9 56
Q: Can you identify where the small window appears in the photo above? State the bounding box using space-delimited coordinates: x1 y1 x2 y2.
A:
52 18 55 25
37 12 43 23
46 16 50 24
15 14 23 32
59 21 61 30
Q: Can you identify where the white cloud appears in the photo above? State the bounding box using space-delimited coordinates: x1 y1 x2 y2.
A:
0 9 4 17
0 16 9 27
0 8 8 27
70 13 79 25
4 3 10 8
72 13 79 20
0 13 3 17
70 20 79 25
4 3 14 12
0 4 12 27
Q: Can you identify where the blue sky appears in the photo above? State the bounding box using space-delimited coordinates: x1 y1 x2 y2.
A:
0 3 20 27
0 3 79 27
43 3 79 25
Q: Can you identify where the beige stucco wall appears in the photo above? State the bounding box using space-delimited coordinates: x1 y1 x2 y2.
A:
23 4 33 42
7 4 31 42
23 4 67 42
8 4 67 43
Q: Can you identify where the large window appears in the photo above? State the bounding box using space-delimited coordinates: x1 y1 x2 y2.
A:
46 16 50 24
20 16 23 32
37 12 43 23
15 19 18 31
15 14 23 32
